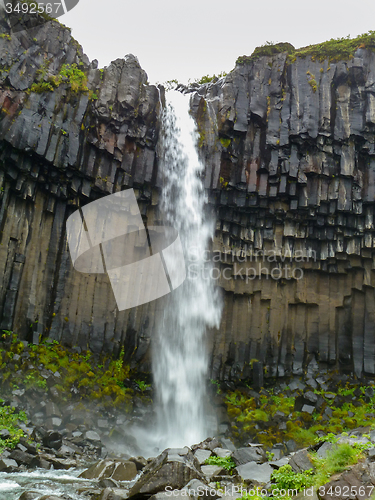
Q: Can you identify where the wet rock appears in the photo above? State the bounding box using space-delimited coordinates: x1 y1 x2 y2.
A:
99 478 120 488
129 456 148 471
38 496 66 500
129 448 204 497
8 449 35 466
19 493 41 500
0 457 18 471
86 430 102 442
42 430 63 449
80 459 137 481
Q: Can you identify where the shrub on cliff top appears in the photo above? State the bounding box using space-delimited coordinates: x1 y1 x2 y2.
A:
236 42 295 64
236 31 375 65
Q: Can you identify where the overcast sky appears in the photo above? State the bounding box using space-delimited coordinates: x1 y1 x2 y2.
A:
59 0 375 85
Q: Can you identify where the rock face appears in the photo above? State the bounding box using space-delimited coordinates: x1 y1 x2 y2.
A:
1 13 375 380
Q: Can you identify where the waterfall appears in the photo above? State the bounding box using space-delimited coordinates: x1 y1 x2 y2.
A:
151 90 222 450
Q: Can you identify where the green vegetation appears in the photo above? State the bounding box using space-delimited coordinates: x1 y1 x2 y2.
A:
270 444 364 494
135 380 151 393
219 137 231 149
225 381 375 449
0 402 27 453
236 31 375 65
204 455 236 471
0 332 140 410
0 34 11 41
306 71 318 92
271 464 314 492
30 63 89 94
237 42 295 64
191 71 227 85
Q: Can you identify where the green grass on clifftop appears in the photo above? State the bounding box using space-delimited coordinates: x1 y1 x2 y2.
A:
236 31 375 65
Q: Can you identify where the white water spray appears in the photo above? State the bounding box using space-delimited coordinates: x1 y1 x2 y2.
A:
152 90 222 449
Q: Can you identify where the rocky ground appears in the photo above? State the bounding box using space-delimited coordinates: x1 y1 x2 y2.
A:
1 335 375 499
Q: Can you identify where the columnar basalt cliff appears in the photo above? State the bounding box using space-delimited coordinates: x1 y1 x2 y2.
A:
1 13 375 380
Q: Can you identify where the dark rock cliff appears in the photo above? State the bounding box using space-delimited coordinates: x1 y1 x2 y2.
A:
1 13 375 381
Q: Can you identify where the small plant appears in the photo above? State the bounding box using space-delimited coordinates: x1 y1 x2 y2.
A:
136 380 151 393
271 464 314 492
205 455 236 471
210 379 221 394
315 432 338 444
0 404 27 452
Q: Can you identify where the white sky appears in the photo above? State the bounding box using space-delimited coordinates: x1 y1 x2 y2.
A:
59 0 375 85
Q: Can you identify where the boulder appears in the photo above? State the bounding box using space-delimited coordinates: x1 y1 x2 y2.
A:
194 449 212 465
80 459 137 481
42 430 63 449
0 457 18 471
129 456 148 471
200 465 225 479
213 447 231 458
8 449 35 466
317 442 333 458
192 438 221 452
128 448 204 497
232 447 265 465
182 479 221 499
98 488 130 500
235 462 273 483
18 493 40 500
289 450 314 472
86 430 102 442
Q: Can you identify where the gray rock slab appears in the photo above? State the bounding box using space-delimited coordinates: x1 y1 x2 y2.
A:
317 442 332 458
201 465 224 479
183 479 220 499
270 457 289 468
194 449 212 465
236 462 273 483
213 447 231 458
232 447 265 465
289 450 314 472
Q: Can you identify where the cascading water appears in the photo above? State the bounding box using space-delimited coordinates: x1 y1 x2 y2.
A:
152 90 222 449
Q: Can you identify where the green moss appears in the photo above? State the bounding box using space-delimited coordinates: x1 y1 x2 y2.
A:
219 137 231 149
0 335 135 410
225 381 375 450
30 63 89 94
